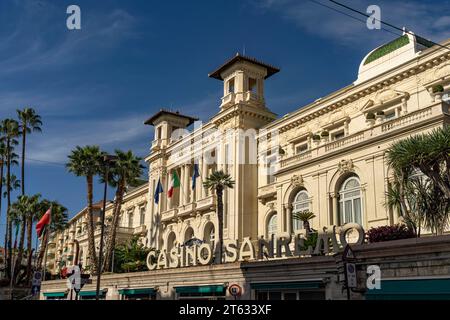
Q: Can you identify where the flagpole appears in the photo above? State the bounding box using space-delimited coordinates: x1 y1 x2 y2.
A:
42 204 52 282
42 227 50 282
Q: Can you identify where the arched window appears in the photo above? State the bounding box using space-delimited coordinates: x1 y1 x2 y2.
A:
203 222 215 245
184 227 194 243
166 232 177 253
339 176 363 224
267 213 277 238
292 190 309 231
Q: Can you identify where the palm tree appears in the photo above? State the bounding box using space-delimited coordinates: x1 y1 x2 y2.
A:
3 174 21 260
0 143 6 238
386 127 450 236
2 174 21 198
36 200 68 270
292 210 316 234
17 108 42 196
387 126 450 198
0 118 19 278
66 145 104 274
10 195 40 283
203 170 235 263
102 150 144 272
113 236 151 273
21 193 42 283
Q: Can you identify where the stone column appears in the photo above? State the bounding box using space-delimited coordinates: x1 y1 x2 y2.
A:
202 156 208 199
180 166 185 206
401 98 408 115
184 164 191 204
285 204 292 235
331 193 339 226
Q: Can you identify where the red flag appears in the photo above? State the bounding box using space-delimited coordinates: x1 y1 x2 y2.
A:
36 208 51 238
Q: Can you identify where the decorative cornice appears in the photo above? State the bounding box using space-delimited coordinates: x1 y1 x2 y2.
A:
276 50 450 134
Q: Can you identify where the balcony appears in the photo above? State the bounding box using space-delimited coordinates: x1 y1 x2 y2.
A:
280 150 312 168
151 139 164 151
221 92 235 108
178 203 196 218
244 91 261 103
133 225 147 236
196 195 216 212
279 102 446 171
161 208 178 223
258 183 277 199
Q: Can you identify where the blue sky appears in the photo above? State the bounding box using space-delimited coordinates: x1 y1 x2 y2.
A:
0 0 449 243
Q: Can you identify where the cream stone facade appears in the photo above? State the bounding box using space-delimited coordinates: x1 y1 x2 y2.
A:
41 33 450 300
45 182 148 275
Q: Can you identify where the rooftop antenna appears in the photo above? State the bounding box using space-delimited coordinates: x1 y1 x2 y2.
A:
243 44 246 56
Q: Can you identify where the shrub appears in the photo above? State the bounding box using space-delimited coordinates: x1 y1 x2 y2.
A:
366 112 375 120
376 111 385 116
367 224 415 243
321 131 329 137
432 84 444 93
312 134 321 141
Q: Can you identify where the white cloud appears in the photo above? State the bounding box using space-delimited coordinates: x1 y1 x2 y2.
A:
0 1 139 74
27 114 153 164
249 0 450 46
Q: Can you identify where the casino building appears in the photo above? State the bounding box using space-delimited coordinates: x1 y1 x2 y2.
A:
41 33 450 300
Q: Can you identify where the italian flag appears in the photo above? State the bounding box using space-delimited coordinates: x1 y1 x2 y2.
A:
168 170 180 198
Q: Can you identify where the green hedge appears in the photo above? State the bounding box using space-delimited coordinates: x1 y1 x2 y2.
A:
364 35 410 65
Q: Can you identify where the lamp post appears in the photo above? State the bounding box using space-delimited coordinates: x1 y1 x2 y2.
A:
96 154 117 301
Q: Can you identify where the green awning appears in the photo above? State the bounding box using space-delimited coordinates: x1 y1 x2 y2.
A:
78 290 107 297
251 281 323 290
366 279 450 300
43 292 67 298
119 288 156 296
175 285 225 294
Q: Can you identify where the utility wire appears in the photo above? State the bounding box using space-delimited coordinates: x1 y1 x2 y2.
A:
325 0 450 52
25 157 66 167
307 0 403 39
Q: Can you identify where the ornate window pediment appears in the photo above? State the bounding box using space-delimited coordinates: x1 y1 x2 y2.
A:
361 88 409 114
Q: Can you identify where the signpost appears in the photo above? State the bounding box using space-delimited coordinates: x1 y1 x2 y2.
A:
228 284 242 300
31 271 42 296
342 245 357 300
65 265 90 300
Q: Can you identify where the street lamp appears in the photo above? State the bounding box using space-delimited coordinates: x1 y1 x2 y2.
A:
96 154 118 300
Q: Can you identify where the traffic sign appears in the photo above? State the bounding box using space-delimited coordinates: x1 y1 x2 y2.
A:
342 244 356 261
346 263 357 288
228 284 242 297
32 271 42 286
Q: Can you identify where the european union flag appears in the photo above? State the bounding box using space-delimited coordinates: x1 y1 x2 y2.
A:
154 178 164 204
192 163 200 190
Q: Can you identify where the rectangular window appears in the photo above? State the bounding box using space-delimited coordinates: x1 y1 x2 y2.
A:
385 111 396 120
139 207 145 225
353 198 362 224
157 127 162 139
266 152 277 184
128 212 134 228
255 290 325 300
228 78 235 94
249 78 257 93
332 130 345 141
295 143 308 154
